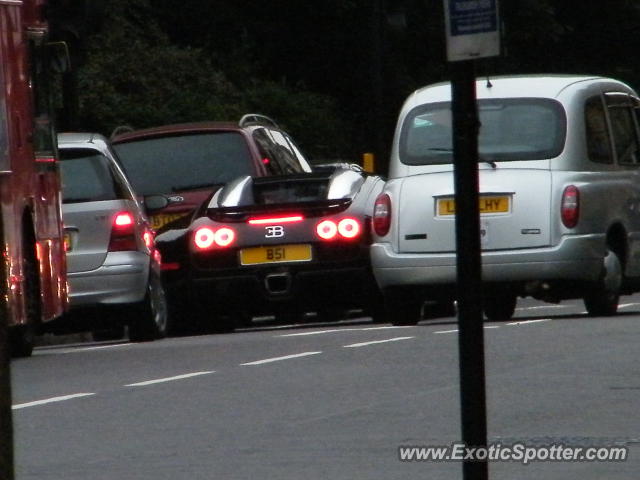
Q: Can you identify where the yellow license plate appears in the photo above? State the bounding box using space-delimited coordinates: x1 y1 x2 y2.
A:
240 244 312 265
151 213 188 230
437 195 510 216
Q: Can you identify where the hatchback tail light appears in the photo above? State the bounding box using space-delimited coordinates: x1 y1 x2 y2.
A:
373 193 391 236
561 185 580 228
108 212 138 252
193 226 236 250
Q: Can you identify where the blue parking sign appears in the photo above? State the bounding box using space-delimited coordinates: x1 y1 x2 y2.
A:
444 0 500 61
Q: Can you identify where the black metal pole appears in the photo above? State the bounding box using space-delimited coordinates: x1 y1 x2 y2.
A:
450 59 489 479
0 236 15 480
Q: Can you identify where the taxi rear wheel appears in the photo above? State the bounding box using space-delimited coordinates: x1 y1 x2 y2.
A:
385 291 422 326
583 248 622 317
483 294 517 322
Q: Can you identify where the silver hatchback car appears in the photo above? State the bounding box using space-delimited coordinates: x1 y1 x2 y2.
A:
57 133 168 341
372 75 640 323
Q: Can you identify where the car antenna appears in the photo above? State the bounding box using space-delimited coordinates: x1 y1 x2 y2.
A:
486 76 493 88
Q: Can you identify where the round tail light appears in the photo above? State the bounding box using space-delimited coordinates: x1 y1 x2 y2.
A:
316 220 338 240
194 227 216 249
338 218 361 239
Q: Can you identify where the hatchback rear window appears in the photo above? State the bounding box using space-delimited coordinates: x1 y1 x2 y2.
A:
59 148 125 203
400 98 567 165
113 132 255 195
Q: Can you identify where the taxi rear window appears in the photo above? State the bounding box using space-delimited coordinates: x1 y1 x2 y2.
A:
400 98 567 165
113 132 254 195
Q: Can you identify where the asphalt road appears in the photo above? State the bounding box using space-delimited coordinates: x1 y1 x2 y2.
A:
9 297 640 479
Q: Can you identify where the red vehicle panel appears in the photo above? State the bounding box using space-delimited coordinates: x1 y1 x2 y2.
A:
0 0 68 356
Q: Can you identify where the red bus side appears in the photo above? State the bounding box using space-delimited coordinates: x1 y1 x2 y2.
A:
0 0 68 357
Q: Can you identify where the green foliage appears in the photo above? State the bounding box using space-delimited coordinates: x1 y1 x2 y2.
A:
71 0 640 163
76 0 351 158
77 0 240 134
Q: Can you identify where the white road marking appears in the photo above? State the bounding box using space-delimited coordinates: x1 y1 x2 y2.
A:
72 343 131 352
279 326 412 337
515 305 568 311
12 393 95 410
125 371 214 387
241 351 322 366
618 303 640 309
343 336 415 348
506 319 552 326
434 325 499 335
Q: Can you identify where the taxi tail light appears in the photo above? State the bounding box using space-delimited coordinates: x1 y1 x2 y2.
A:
194 226 236 250
373 193 391 236
561 185 580 228
108 212 138 252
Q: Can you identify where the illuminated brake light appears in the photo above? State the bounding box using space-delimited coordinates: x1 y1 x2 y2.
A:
214 227 235 247
109 212 137 251
143 230 154 249
194 227 216 249
338 218 361 239
114 212 134 226
194 226 236 249
248 215 304 225
561 185 580 228
316 220 338 240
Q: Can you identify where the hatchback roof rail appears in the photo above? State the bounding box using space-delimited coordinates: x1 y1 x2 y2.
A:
110 125 135 139
238 114 279 129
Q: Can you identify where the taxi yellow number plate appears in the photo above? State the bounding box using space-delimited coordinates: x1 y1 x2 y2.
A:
151 213 187 230
240 244 312 265
438 195 510 216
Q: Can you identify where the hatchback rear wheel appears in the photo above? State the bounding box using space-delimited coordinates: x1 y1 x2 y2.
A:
129 270 169 342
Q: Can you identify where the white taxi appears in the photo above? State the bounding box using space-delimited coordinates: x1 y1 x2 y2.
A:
371 75 640 323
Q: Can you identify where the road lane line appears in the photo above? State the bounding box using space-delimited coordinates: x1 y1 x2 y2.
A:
343 336 415 348
618 303 640 309
72 343 131 352
515 305 568 311
433 325 499 335
434 329 459 334
241 351 322 366
507 319 552 326
279 326 412 337
12 393 95 410
125 371 215 387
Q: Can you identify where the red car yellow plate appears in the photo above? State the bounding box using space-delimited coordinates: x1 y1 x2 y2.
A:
437 195 510 216
150 212 188 230
240 244 312 265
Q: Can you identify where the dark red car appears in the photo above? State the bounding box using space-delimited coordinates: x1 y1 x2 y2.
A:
111 115 313 234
